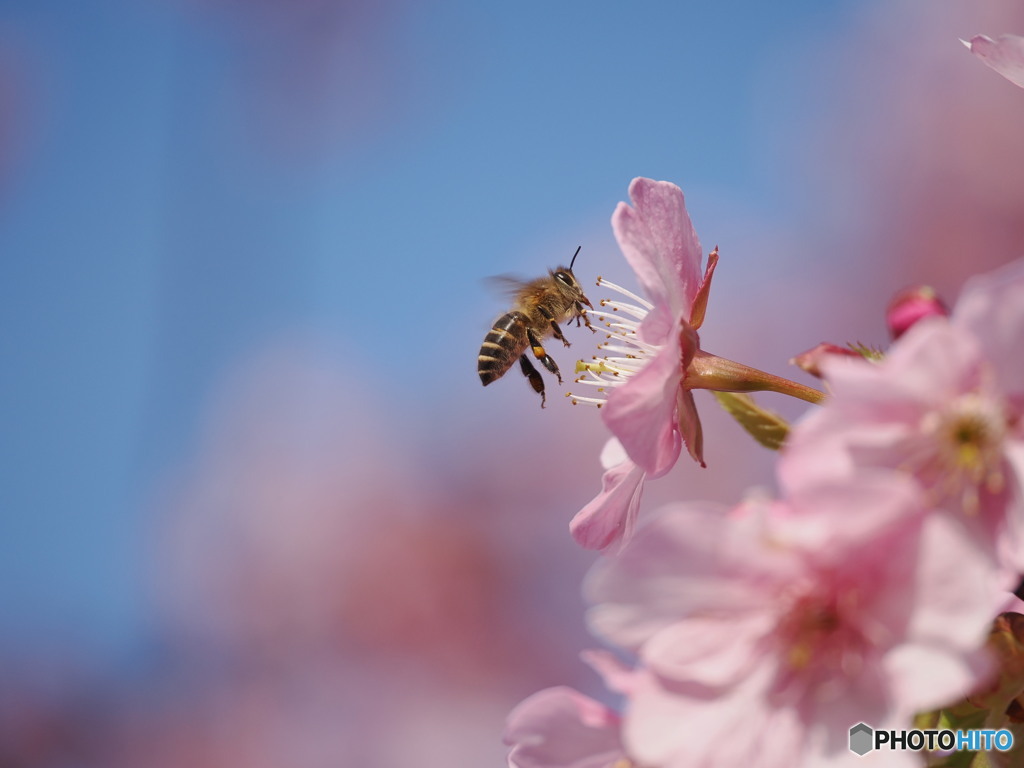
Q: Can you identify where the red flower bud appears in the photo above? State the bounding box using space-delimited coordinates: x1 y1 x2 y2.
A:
886 285 948 340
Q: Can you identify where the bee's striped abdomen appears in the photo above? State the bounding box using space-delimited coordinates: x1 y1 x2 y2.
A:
478 311 528 385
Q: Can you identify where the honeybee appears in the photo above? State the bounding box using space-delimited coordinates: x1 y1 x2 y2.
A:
478 246 594 407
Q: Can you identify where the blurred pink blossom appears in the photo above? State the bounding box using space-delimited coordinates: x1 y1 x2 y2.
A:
504 687 627 768
147 341 585 768
505 650 640 768
964 34 1024 89
808 4 1024 292
782 258 1024 577
584 476 999 767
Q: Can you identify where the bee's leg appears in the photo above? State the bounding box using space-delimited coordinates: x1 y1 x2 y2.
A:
519 354 546 408
526 327 562 384
576 302 595 332
537 305 570 347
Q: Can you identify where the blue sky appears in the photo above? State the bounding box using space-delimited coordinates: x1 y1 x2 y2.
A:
0 0 865 665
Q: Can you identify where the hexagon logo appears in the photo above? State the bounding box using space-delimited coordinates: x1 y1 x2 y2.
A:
849 723 874 756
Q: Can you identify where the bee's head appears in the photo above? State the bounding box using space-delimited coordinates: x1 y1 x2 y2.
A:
551 246 593 308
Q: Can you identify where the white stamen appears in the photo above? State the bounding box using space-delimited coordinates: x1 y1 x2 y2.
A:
596 277 654 310
600 335 658 353
598 300 649 320
598 345 640 356
565 278 659 407
565 392 607 407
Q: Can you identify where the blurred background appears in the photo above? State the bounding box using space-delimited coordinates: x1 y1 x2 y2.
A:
2 0 1024 765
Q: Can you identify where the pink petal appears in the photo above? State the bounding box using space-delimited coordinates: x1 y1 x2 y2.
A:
806 693 923 768
584 502 765 650
965 34 1024 89
827 318 984 411
884 643 994 718
779 471 924 557
999 593 1024 614
598 436 629 470
878 514 1001 712
624 664 804 768
612 178 703 326
778 407 858 488
989 475 1024 581
504 687 627 768
781 319 989 490
689 245 719 331
570 456 646 552
602 336 684 477
1006 439 1024 508
640 613 773 687
779 402 913 491
580 648 639 696
953 256 1024 393
676 375 705 468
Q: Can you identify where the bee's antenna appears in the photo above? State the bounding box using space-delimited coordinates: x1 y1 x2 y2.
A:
569 245 582 271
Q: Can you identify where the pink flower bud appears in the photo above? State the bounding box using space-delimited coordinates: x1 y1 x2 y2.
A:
789 342 862 378
886 285 948 339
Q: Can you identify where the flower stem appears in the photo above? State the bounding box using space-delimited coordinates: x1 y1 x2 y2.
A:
684 351 827 405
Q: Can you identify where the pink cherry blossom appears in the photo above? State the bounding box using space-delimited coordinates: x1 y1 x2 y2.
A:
601 178 717 473
953 257 1024 401
567 179 823 552
964 34 1024 90
568 177 718 473
569 438 646 552
781 258 1024 576
504 686 629 768
584 477 1000 768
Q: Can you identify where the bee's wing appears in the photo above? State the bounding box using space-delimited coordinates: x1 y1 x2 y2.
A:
484 274 532 299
